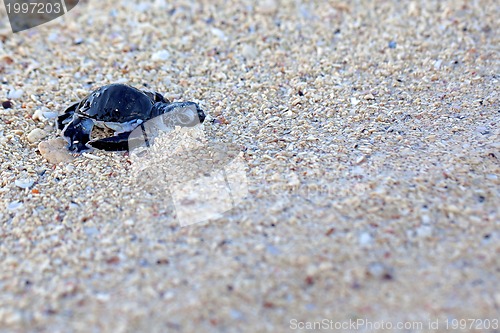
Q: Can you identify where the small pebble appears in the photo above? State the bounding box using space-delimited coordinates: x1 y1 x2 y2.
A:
124 219 135 226
95 293 110 301
305 135 317 141
241 44 258 59
7 201 23 211
351 166 365 176
2 100 12 109
287 172 300 186
211 28 227 40
1 55 14 64
83 152 104 160
214 116 229 124
32 109 46 121
416 225 433 238
355 155 366 164
388 41 397 49
38 138 75 164
266 244 280 255
14 178 34 189
359 232 373 246
366 262 394 280
475 126 489 135
7 89 23 99
151 50 170 61
27 128 48 143
47 32 59 42
421 215 431 224
364 93 375 100
42 111 59 119
84 227 99 236
257 0 278 14
230 309 244 320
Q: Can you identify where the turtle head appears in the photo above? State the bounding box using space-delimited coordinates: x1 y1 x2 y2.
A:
154 101 206 127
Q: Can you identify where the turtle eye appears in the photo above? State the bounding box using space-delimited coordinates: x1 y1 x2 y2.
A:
155 93 168 103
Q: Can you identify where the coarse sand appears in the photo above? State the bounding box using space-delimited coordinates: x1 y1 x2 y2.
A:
0 0 499 332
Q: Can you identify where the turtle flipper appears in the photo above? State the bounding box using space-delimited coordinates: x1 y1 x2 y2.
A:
57 102 80 130
88 131 132 151
89 122 157 151
61 116 94 152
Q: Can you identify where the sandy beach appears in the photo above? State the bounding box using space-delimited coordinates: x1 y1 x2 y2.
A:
0 0 499 331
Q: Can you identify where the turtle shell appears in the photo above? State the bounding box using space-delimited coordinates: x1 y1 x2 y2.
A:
76 84 156 123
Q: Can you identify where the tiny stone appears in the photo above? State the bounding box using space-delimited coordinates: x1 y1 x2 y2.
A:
475 126 489 135
7 201 23 211
3 309 22 325
1 55 14 64
27 128 48 143
15 178 34 189
84 227 99 236
355 155 366 164
32 109 46 121
306 135 317 141
266 244 280 255
2 100 12 109
230 309 244 320
359 232 373 246
421 215 431 224
257 0 278 14
241 44 258 59
367 262 394 280
388 41 397 49
287 172 300 186
124 219 135 226
151 50 170 61
364 93 375 100
47 32 59 42
416 225 433 238
42 111 59 119
426 135 436 142
96 293 110 302
211 28 227 40
38 138 75 164
7 89 23 99
351 166 365 176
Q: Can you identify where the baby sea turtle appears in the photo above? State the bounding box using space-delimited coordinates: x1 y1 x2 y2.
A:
57 83 206 152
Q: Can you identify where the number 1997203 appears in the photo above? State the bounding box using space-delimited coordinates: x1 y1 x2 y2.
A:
6 2 62 14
